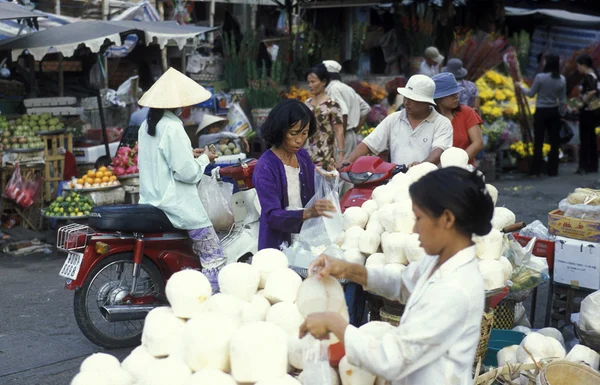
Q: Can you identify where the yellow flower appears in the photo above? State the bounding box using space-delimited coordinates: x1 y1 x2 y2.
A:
495 90 507 101
491 107 502 117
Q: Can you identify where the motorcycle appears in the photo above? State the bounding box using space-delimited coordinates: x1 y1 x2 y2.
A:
57 160 259 349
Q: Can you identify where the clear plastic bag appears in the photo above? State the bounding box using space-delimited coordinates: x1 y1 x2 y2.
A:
519 220 554 241
504 234 549 297
197 168 234 231
559 198 600 221
283 170 343 271
302 335 333 385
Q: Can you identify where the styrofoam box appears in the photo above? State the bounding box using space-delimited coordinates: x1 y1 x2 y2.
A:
73 142 120 164
214 153 247 165
24 97 77 108
26 107 83 116
554 236 600 291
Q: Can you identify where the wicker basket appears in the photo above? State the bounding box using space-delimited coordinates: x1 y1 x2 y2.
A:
493 299 516 330
538 360 600 385
475 310 495 366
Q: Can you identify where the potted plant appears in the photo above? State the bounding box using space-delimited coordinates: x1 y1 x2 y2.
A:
245 61 283 133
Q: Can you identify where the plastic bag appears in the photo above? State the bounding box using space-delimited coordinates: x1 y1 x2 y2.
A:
519 220 554 241
302 335 333 385
2 164 42 209
283 170 343 270
197 168 234 231
504 234 549 297
559 198 600 221
224 103 252 137
3 163 22 201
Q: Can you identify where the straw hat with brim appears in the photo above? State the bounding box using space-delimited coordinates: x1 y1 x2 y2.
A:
443 58 468 80
432 72 464 99
196 114 228 135
138 67 212 109
397 74 436 105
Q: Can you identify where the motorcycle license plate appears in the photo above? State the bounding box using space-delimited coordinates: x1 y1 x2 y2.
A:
59 252 83 280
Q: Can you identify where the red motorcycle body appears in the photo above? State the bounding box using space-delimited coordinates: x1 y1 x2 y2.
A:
339 156 406 212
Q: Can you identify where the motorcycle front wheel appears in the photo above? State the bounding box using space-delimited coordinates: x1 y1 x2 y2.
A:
73 253 165 349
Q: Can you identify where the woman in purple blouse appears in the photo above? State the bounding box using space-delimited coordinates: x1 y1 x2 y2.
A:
253 99 337 250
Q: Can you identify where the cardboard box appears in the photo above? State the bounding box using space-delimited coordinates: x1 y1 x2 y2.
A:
554 236 600 291
548 210 600 243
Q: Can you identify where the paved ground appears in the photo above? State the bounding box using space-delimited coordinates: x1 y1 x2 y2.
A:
0 161 595 384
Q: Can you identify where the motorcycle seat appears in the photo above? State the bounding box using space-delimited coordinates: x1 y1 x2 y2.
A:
89 204 178 233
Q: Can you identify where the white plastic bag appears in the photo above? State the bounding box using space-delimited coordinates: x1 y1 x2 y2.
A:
197 168 234 231
302 335 333 385
559 198 600 221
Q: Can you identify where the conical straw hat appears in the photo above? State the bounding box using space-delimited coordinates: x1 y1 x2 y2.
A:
138 67 212 109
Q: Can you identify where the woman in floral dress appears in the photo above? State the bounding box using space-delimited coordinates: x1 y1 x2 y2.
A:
305 64 345 166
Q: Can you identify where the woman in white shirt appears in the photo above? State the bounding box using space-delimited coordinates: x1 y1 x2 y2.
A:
299 167 494 385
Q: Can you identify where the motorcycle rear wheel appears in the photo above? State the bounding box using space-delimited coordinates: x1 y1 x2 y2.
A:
73 253 165 349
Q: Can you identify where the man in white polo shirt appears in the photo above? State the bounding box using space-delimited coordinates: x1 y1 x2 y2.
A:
344 74 453 167
322 60 371 156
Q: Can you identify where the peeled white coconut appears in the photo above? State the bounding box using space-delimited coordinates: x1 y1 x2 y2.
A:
205 293 246 322
218 262 260 302
404 233 425 263
230 322 288 383
75 360 133 385
372 185 394 207
183 312 237 372
343 206 370 230
387 181 410 203
379 202 414 234
335 232 345 247
288 335 304 370
546 337 566 359
579 290 600 334
491 207 516 231
406 162 438 183
512 325 532 335
343 248 366 265
365 253 386 267
122 346 158 381
165 269 212 318
296 275 346 318
516 332 554 363
139 357 192 385
366 212 385 236
359 321 395 338
80 353 121 372
241 301 264 324
263 268 302 304
486 184 498 206
381 232 408 265
255 374 302 385
248 294 271 321
361 200 379 216
71 371 110 385
477 259 506 291
359 230 381 255
499 256 513 283
298 367 340 385
537 327 565 348
141 307 186 357
497 345 519 367
266 301 305 336
440 147 469 169
339 356 376 385
341 226 365 251
391 172 411 187
566 344 600 370
252 248 289 288
473 228 503 260
184 369 237 385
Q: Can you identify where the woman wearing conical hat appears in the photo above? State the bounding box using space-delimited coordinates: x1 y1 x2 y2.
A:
137 67 225 292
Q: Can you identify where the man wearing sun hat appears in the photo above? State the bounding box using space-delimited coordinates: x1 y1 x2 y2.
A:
322 60 371 157
344 74 453 167
137 67 226 293
418 46 444 78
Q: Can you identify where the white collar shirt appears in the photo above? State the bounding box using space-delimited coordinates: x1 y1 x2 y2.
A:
361 108 453 165
326 80 371 130
344 245 485 385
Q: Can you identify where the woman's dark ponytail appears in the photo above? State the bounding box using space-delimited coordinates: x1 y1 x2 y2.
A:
147 108 164 137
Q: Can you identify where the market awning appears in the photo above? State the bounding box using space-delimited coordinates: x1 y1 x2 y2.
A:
0 20 217 61
505 7 600 27
0 1 47 21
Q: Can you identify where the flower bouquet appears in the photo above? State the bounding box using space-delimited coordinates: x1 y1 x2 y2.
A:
448 30 510 82
285 86 311 103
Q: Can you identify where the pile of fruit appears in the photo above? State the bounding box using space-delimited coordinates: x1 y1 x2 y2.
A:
216 141 241 157
44 192 94 218
67 166 120 189
0 114 53 151
112 144 138 177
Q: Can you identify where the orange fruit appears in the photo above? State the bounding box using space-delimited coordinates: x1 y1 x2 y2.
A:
87 170 95 178
95 171 104 178
102 176 110 183
104 171 113 177
98 166 107 172
109 175 117 181
94 178 102 184
77 178 84 185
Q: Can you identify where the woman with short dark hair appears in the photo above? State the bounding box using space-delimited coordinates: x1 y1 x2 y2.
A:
517 54 566 177
575 54 600 175
253 99 336 250
300 167 494 385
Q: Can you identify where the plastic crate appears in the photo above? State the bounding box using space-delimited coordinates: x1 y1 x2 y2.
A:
512 233 555 270
482 329 526 367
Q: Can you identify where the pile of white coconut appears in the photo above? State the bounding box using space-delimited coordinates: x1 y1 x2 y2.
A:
71 248 393 385
333 148 516 293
